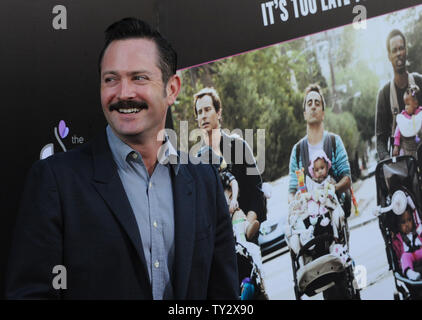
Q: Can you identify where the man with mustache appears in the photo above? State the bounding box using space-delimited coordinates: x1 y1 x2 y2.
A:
376 29 422 161
6 18 238 299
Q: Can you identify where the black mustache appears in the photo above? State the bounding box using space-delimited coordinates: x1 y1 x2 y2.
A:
109 100 148 111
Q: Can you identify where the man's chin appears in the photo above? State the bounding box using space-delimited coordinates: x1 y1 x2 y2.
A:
307 118 322 125
395 63 406 74
200 126 215 134
111 125 145 139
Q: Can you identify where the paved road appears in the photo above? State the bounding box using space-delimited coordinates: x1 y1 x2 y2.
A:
262 175 397 299
262 217 395 299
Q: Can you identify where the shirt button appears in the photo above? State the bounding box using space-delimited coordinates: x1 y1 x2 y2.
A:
154 261 159 268
153 221 158 228
132 153 138 160
149 182 153 189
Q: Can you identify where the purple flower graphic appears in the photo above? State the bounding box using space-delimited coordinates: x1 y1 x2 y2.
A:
54 120 69 152
58 120 69 139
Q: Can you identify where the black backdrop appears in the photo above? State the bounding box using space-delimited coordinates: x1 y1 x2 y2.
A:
1 0 421 298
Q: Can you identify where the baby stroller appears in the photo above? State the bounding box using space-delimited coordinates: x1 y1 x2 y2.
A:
287 187 361 300
374 154 422 300
232 213 269 300
235 241 269 300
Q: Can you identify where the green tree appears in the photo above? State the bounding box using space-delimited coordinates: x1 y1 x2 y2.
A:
324 109 360 179
407 11 422 74
337 61 379 143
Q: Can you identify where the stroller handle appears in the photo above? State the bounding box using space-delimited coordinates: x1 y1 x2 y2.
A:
373 205 393 216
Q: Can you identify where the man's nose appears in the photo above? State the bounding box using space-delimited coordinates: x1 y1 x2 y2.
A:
198 112 207 120
118 79 136 100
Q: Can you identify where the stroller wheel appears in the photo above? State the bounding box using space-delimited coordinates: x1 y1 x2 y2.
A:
322 266 360 300
393 292 400 300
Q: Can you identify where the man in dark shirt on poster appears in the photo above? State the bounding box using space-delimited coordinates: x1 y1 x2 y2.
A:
375 29 422 161
194 87 267 241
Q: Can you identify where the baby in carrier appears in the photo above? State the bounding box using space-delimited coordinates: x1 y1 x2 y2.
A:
287 150 349 267
393 84 422 158
218 159 260 241
392 203 422 281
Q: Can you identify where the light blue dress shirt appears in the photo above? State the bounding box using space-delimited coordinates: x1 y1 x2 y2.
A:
106 126 179 300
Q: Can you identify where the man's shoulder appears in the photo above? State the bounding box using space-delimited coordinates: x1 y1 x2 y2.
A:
325 132 346 151
221 130 245 144
326 131 340 141
378 80 391 97
34 140 94 174
292 136 306 150
180 156 220 194
221 130 252 158
181 152 218 178
378 72 422 92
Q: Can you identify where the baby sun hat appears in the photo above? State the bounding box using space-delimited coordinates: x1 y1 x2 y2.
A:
308 149 331 179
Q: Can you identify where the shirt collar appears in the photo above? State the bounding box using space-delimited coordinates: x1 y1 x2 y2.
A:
106 125 136 170
106 126 180 175
157 133 180 175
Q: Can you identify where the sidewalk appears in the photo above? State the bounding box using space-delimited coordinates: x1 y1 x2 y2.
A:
348 176 379 230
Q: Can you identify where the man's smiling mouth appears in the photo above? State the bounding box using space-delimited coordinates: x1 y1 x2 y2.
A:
117 108 141 114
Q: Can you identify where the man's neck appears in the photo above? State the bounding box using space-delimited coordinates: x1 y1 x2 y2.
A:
120 130 164 176
307 123 324 145
205 127 222 154
394 70 409 89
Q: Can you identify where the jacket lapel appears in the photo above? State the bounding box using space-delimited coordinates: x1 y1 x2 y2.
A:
90 133 151 288
172 164 196 299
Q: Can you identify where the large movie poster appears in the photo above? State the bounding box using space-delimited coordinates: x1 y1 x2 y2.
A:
171 5 422 299
2 0 422 301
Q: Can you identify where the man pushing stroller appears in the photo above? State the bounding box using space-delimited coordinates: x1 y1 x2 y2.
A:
287 84 359 300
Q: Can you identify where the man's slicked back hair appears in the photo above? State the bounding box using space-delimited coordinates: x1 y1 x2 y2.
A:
193 87 222 116
98 17 177 85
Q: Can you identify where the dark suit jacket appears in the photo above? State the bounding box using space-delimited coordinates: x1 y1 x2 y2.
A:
6 132 239 299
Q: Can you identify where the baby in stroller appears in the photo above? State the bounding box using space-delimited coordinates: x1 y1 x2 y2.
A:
392 204 422 281
393 84 422 158
287 150 349 267
374 154 422 299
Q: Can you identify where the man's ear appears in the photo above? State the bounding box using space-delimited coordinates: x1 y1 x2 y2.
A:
166 74 181 106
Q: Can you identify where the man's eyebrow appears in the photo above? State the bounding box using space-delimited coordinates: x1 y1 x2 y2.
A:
127 70 154 77
101 70 153 77
101 71 119 78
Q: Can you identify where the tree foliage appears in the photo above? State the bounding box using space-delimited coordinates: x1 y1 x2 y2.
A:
324 109 359 158
336 61 379 143
407 11 422 74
